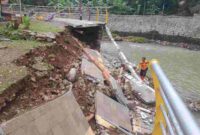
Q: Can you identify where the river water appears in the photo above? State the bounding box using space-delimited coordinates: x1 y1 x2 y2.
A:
101 41 200 123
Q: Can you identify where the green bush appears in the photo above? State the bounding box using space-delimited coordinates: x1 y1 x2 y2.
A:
22 15 31 29
110 6 135 15
126 36 148 43
0 23 22 40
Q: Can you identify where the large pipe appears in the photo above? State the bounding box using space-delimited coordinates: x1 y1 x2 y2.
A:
105 26 142 82
151 60 200 135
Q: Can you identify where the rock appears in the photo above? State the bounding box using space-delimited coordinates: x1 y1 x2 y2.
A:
189 102 200 111
35 71 48 77
89 91 94 97
63 79 71 86
36 33 46 39
89 106 95 113
46 32 56 39
32 62 54 71
48 54 56 58
59 83 65 90
0 36 10 41
86 113 94 121
0 46 8 50
16 109 20 114
36 38 45 41
81 106 85 110
149 119 153 124
140 112 148 120
42 95 49 101
73 62 80 68
47 38 53 42
51 90 60 95
66 68 77 82
31 77 36 82
114 36 123 41
34 56 44 62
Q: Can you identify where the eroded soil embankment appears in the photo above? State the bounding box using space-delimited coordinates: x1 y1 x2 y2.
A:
0 30 83 122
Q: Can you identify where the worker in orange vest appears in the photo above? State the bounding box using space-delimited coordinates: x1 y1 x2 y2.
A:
139 57 149 81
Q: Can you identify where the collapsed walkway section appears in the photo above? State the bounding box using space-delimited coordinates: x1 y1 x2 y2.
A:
54 18 105 50
0 90 94 135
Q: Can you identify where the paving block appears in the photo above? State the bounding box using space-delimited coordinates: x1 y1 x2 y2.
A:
81 48 104 83
1 90 94 135
95 91 132 134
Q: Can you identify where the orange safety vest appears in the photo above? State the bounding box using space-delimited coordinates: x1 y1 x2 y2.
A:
139 61 149 70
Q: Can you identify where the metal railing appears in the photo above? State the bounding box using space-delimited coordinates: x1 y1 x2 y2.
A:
150 59 200 135
2 4 109 24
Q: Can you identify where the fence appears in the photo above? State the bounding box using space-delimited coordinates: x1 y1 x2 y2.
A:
1 4 109 23
150 59 200 135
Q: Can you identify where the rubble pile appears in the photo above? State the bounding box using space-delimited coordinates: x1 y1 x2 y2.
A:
22 30 56 42
0 30 82 122
0 27 156 135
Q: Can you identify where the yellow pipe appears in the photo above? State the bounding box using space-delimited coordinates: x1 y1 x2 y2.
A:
150 59 167 135
105 8 109 24
96 8 99 22
68 7 71 18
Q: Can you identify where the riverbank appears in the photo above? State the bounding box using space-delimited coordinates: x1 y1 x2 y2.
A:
106 15 200 50
106 32 200 51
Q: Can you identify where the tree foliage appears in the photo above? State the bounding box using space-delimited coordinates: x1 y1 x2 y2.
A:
8 0 200 15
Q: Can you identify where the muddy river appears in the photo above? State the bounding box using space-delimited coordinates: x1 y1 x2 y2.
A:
101 41 200 123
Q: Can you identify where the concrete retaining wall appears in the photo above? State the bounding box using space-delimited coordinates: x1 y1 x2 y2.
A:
107 15 200 39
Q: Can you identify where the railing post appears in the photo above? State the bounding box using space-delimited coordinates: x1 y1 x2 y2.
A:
68 7 71 18
150 59 166 135
96 7 99 22
87 5 91 21
105 8 109 24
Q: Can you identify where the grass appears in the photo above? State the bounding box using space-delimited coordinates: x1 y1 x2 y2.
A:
0 20 63 33
28 20 63 33
126 36 148 43
0 40 50 93
0 64 27 94
0 40 50 52
110 32 148 43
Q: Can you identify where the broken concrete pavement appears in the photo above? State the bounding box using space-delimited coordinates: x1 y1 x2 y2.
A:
1 90 94 135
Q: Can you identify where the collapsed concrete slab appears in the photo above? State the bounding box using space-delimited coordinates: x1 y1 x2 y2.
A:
81 48 104 83
81 48 128 106
1 91 94 135
95 91 132 134
124 73 155 105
